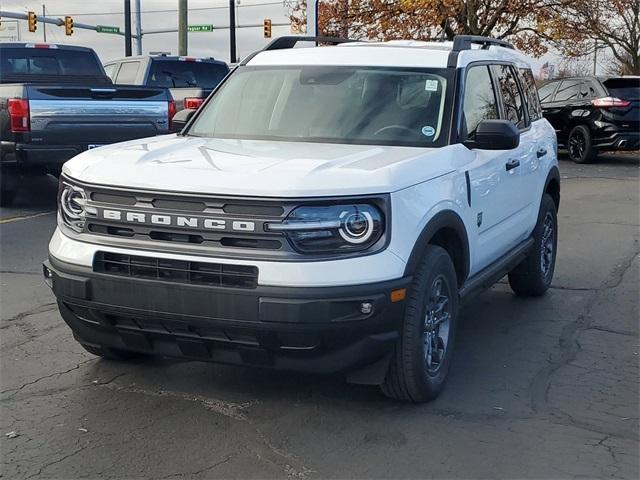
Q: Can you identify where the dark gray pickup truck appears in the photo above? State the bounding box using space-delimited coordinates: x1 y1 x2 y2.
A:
103 54 229 115
0 43 175 206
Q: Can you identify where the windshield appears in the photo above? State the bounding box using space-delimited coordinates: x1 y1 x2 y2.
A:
188 66 453 147
148 60 229 88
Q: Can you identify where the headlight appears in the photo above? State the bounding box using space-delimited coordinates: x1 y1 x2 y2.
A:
267 203 385 254
58 180 89 232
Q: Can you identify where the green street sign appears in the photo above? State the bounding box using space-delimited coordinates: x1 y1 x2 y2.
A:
96 25 120 34
188 24 213 32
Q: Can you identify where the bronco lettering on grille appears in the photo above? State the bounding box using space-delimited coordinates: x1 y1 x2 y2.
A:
98 209 255 232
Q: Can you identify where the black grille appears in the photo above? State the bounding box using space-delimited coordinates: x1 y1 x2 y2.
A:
94 252 258 289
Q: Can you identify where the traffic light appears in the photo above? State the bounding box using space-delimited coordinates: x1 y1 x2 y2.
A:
263 18 272 39
65 16 74 36
28 11 37 32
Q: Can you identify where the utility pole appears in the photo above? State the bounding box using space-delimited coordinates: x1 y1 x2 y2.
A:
135 0 142 55
593 39 598 75
124 0 132 56
178 0 188 56
229 0 236 63
42 4 46 42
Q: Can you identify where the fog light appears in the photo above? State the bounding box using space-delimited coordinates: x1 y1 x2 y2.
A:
43 265 53 288
359 302 373 315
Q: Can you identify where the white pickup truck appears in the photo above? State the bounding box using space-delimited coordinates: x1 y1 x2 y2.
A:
45 35 560 402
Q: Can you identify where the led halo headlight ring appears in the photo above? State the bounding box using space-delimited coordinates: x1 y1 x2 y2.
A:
60 184 87 220
338 210 374 244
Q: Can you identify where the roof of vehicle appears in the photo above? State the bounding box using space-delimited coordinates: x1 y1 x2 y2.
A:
0 42 95 52
246 38 534 70
105 54 227 65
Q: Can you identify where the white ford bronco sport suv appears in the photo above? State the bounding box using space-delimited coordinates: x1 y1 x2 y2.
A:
45 35 560 402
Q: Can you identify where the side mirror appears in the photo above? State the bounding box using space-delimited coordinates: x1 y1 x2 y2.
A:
171 108 197 132
466 119 520 150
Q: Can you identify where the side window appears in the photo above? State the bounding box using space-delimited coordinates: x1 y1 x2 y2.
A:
538 81 557 103
462 65 499 137
519 68 543 121
103 63 117 81
554 80 582 102
493 64 527 129
114 61 140 84
581 81 597 99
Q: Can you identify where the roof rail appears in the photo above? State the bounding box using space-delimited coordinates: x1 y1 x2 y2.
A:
451 35 514 52
263 35 357 51
240 35 356 65
447 35 514 67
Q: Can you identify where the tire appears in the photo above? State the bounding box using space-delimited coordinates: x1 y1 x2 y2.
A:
508 194 558 297
81 344 141 361
567 125 595 163
0 187 16 207
1 167 18 207
381 245 459 402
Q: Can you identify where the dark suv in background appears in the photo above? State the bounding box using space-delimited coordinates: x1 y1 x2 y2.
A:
538 76 639 163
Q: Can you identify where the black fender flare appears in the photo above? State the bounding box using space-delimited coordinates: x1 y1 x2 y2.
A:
543 165 561 211
403 209 470 283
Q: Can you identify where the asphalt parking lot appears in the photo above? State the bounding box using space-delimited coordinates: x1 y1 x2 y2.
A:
1 153 638 479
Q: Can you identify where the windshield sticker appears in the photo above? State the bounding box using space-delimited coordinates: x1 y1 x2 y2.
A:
424 79 439 91
421 126 436 137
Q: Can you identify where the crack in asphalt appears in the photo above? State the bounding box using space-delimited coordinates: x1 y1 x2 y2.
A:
21 436 90 480
529 250 639 417
158 455 234 479
1 302 57 325
1 359 94 398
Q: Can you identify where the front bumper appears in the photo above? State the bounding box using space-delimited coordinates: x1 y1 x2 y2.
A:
45 256 410 383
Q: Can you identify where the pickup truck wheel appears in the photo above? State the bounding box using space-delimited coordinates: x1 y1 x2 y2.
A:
1 168 18 207
508 194 557 296
81 344 141 361
381 245 459 402
567 125 595 163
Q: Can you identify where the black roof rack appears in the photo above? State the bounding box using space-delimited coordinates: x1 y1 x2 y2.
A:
263 35 357 51
240 35 356 65
447 35 514 67
451 35 514 52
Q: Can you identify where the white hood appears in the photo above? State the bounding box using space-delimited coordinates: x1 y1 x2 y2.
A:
63 134 460 197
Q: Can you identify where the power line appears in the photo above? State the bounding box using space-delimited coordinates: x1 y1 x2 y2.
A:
46 1 285 17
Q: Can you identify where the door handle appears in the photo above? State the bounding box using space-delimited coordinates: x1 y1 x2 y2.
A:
536 148 547 158
505 159 520 171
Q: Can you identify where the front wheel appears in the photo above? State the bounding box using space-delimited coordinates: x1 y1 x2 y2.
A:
508 194 558 296
381 245 459 402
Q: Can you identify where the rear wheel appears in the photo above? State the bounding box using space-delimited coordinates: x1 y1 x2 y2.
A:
381 245 459 402
567 125 595 163
1 167 18 207
508 194 557 296
81 344 141 361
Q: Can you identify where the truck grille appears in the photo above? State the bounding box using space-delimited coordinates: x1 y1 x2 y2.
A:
94 252 258 289
79 184 293 258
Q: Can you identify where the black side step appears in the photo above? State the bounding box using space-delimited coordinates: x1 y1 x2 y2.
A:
459 238 534 304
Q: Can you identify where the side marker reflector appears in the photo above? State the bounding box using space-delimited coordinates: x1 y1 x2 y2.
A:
390 288 407 303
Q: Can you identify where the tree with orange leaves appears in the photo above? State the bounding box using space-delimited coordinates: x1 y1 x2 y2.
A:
289 0 639 72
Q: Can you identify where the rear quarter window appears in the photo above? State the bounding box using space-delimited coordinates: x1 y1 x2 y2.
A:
519 68 543 121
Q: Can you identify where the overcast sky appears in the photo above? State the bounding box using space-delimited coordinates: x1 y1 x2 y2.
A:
1 0 597 74
1 0 292 63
